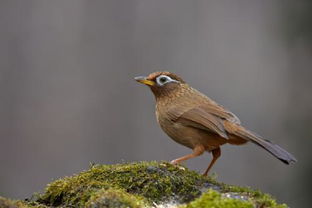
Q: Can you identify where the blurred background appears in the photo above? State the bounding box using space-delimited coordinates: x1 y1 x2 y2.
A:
0 0 311 207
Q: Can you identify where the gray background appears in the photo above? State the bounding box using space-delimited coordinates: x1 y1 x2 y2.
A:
0 1 311 207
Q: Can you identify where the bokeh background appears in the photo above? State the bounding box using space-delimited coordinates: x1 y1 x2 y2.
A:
0 0 311 207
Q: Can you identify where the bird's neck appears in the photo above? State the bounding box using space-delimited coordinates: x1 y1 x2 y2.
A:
154 84 191 105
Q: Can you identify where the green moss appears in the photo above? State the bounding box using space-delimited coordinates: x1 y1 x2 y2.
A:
0 197 19 208
0 197 47 208
85 188 146 208
180 189 254 208
1 161 288 208
221 184 287 208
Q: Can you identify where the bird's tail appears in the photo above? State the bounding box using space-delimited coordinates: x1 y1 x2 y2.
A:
234 127 297 164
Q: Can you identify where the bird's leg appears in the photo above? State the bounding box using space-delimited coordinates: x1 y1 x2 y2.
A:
171 145 205 165
203 147 221 176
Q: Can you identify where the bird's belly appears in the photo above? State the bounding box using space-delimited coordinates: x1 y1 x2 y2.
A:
160 121 226 151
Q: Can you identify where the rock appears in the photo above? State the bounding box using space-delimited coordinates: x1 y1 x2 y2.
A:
0 161 287 208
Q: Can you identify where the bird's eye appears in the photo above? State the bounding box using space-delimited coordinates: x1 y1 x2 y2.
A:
159 77 167 83
156 75 178 86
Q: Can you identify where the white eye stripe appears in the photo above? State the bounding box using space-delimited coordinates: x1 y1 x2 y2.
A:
156 75 179 86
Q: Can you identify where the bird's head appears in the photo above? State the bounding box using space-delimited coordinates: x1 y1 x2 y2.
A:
135 71 186 98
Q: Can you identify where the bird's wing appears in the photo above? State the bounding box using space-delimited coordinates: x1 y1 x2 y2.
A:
201 103 241 124
167 105 229 139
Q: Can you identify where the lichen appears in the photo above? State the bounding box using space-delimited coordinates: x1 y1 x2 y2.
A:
0 161 288 208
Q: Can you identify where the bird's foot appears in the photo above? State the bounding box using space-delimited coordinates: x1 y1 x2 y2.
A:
170 159 180 165
202 172 208 177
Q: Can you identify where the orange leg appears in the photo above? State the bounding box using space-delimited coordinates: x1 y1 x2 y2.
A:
203 147 221 176
171 145 205 165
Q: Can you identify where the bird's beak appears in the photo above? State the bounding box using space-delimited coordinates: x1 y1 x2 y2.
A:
134 76 155 86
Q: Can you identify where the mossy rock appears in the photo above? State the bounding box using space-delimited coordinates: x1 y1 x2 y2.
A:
1 161 287 208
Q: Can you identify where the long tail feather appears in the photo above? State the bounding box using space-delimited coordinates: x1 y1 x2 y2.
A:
234 128 297 164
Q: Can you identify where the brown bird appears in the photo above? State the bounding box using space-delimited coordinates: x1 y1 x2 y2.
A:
135 71 296 176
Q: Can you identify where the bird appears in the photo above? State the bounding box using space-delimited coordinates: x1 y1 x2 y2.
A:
135 71 297 176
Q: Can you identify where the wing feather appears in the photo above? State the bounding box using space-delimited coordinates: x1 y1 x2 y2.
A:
167 105 229 139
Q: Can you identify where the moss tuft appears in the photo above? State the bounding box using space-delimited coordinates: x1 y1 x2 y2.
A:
85 188 146 208
0 197 19 208
180 189 254 208
221 184 287 208
0 197 47 208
